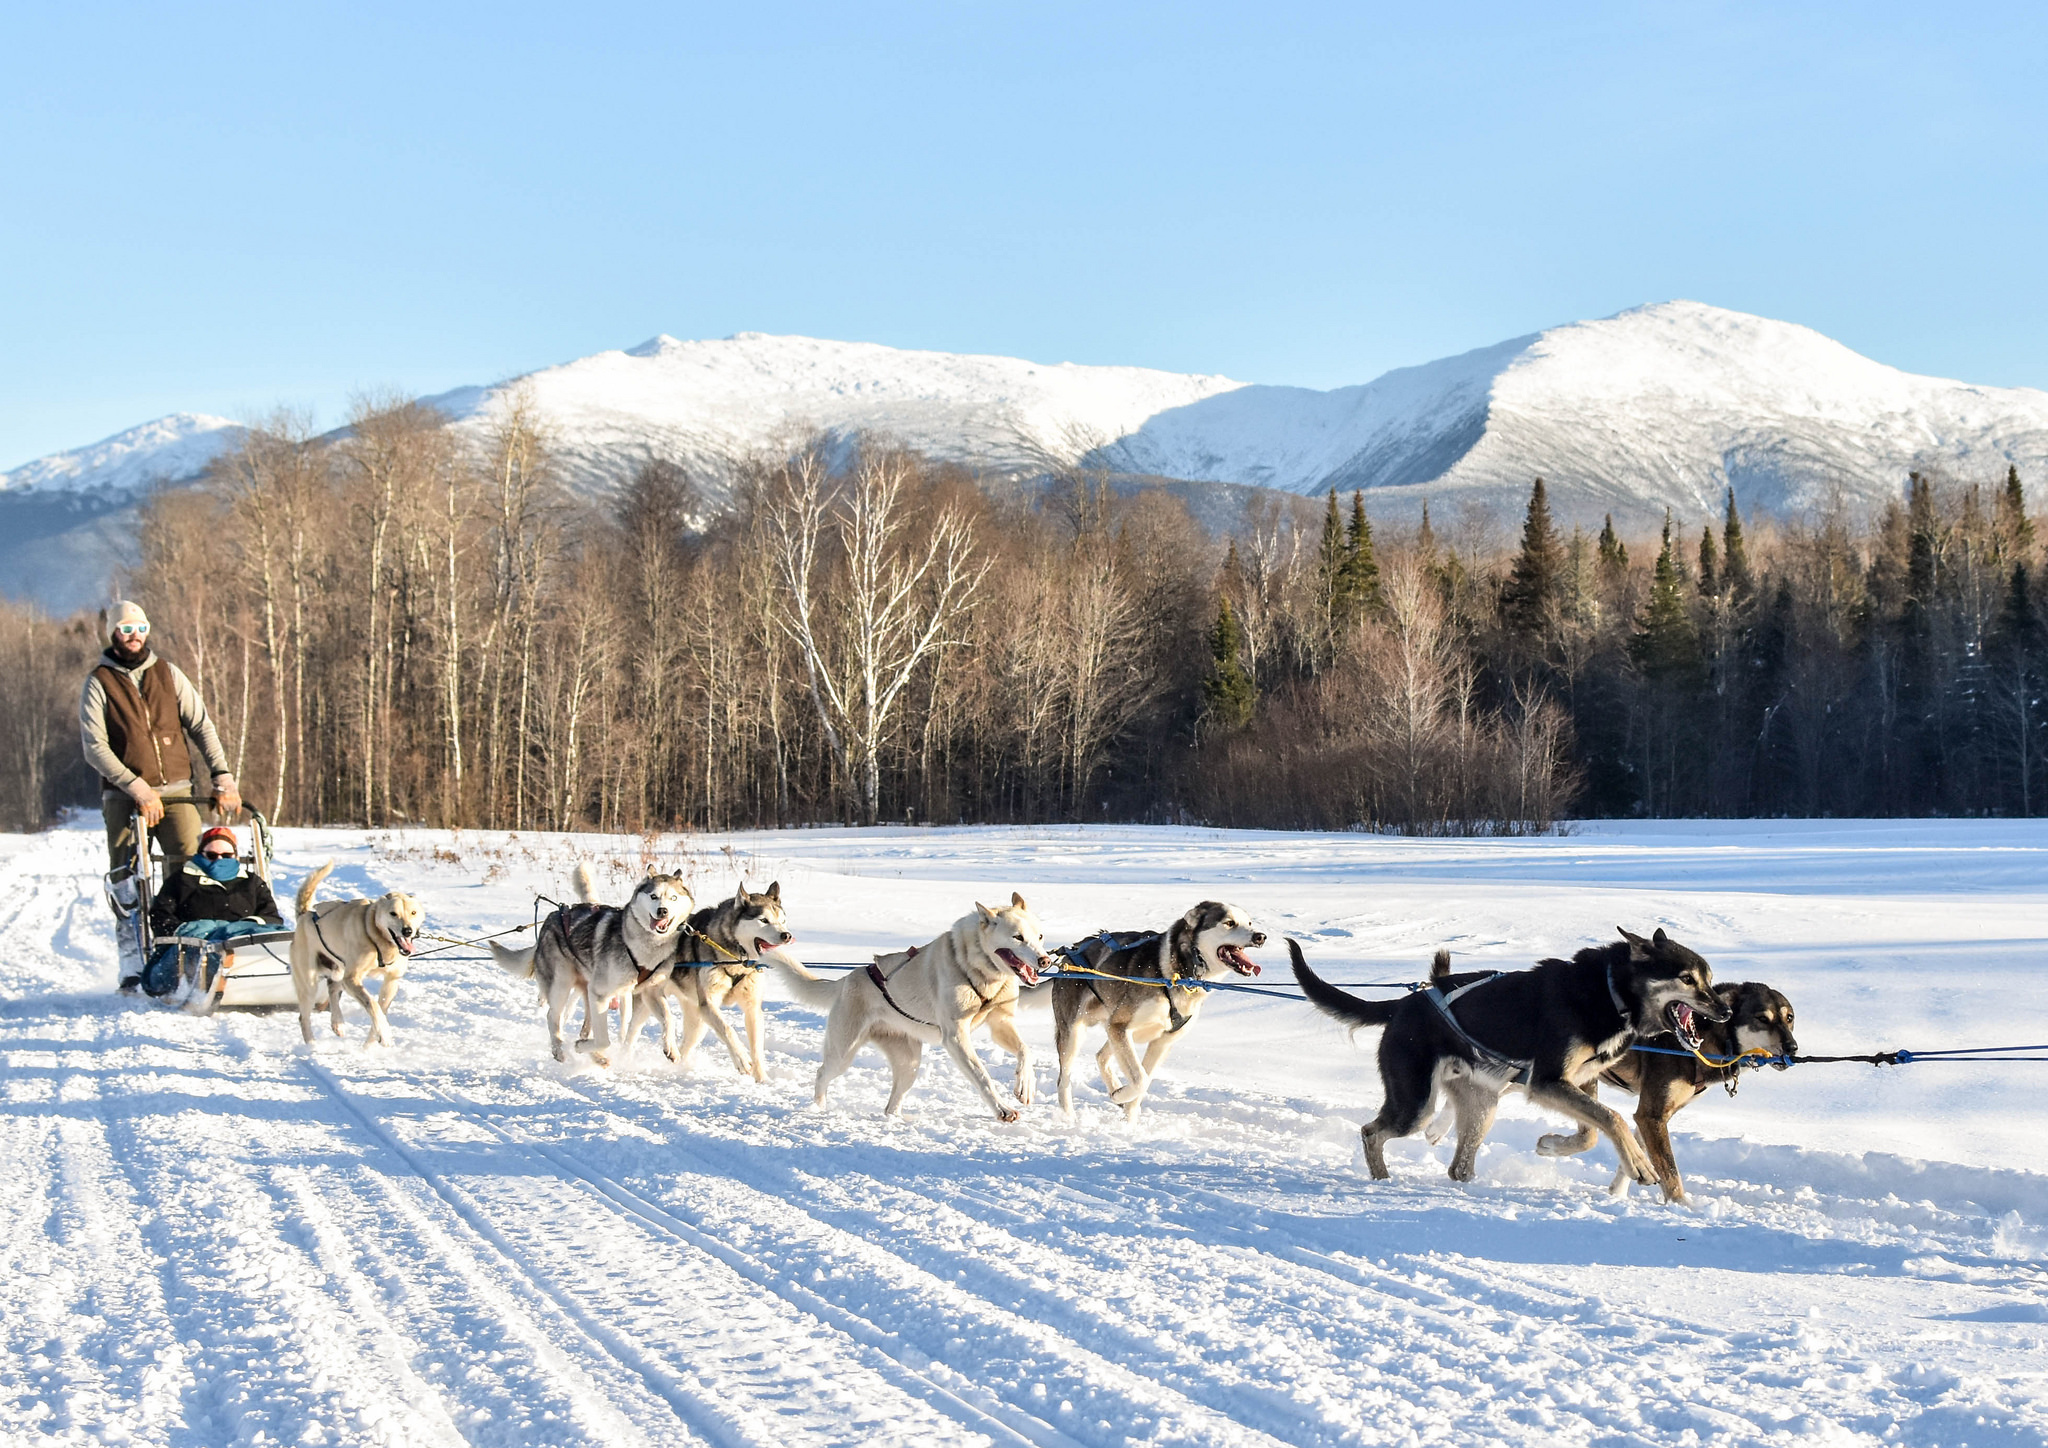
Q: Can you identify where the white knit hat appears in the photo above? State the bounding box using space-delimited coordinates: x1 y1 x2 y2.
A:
108 599 149 638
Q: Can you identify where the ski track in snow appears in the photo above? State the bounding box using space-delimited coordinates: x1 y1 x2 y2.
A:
3 820 2047 1446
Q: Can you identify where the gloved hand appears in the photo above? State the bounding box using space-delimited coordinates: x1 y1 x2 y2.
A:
126 779 164 829
212 775 243 821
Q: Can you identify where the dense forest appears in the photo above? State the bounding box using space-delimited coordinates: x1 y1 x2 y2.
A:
1 391 2040 834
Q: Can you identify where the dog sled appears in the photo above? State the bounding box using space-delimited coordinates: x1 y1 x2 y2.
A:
104 808 298 1011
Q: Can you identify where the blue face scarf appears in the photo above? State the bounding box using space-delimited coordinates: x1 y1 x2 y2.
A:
198 854 241 883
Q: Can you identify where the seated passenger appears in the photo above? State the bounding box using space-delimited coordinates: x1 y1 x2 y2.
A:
142 825 283 997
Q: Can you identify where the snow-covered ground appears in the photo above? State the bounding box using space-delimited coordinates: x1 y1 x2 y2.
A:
3 819 2045 1447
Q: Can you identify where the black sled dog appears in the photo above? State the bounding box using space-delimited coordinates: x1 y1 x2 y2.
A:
1290 929 1727 1186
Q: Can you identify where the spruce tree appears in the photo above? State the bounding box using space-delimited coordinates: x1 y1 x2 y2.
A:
1316 488 1353 626
1697 525 1719 598
1502 477 1563 639
1202 596 1256 731
1417 503 1437 561
1631 523 1702 681
1721 488 1752 597
1907 472 1937 605
1597 513 1628 579
1342 491 1382 613
1999 465 2035 558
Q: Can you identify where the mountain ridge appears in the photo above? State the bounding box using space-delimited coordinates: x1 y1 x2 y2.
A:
8 302 2048 612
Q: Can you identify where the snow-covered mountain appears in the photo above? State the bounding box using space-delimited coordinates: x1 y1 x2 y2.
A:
9 302 2048 612
1101 301 2048 524
419 331 1246 497
0 412 245 499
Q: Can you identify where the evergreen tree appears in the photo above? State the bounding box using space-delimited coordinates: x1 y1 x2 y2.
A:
1342 491 1382 613
1318 487 1345 585
1721 489 1752 596
1315 488 1355 629
1988 562 2044 813
1998 465 2035 559
1417 502 1437 560
1502 477 1564 639
1202 596 1256 731
1697 525 1719 598
1596 513 1628 579
1631 523 1702 681
1907 472 1937 605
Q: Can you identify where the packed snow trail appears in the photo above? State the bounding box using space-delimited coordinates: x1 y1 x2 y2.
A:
2 821 2045 1446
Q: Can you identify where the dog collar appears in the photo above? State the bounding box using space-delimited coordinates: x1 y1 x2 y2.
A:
1605 962 1632 1025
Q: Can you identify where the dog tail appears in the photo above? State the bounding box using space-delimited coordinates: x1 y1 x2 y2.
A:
1290 937 1399 1030
768 954 841 1011
295 859 335 919
571 861 600 904
490 940 538 981
1430 948 1453 983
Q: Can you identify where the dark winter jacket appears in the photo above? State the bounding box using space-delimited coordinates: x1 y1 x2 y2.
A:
149 861 282 936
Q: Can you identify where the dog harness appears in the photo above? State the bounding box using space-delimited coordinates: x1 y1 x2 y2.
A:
1053 930 1202 1033
1426 961 1639 1087
307 909 396 974
1422 973 1533 1085
865 941 1023 1027
864 958 936 1028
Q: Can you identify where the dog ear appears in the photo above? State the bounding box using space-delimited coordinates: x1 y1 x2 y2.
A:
766 880 780 902
1618 926 1651 959
1652 927 1669 949
1010 891 1029 913
976 901 995 923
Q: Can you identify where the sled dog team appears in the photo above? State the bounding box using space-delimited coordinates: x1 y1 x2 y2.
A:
292 861 1799 1203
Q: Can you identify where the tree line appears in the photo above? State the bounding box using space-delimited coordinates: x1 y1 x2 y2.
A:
0 390 2039 833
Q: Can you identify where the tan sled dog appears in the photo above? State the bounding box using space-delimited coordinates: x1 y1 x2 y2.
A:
779 894 1054 1121
291 860 424 1047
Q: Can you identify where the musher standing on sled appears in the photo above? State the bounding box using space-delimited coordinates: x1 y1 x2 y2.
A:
80 599 242 991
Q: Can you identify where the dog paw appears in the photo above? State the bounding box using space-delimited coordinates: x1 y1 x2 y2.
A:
994 1106 1020 1124
1535 1132 1573 1157
1108 1081 1145 1106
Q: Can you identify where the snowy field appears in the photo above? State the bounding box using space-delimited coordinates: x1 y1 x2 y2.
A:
3 818 2046 1447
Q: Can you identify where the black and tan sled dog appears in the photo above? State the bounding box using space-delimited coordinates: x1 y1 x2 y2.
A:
1290 929 1727 1186
1529 972 1797 1203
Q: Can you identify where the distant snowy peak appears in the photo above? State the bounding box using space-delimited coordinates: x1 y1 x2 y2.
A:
1100 302 2048 521
1 413 244 497
426 330 1248 491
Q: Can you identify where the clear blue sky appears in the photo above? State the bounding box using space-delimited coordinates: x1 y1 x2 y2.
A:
4 2 2045 467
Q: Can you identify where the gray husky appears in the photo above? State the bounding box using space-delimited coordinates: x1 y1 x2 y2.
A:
619 881 801 1078
491 863 692 1065
1044 901 1266 1120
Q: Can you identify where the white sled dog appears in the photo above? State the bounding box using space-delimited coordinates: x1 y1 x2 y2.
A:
777 894 1054 1121
619 880 800 1078
1044 901 1266 1120
490 863 692 1065
291 860 425 1048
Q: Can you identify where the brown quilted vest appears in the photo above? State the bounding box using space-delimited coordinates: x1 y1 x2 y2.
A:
94 653 192 789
